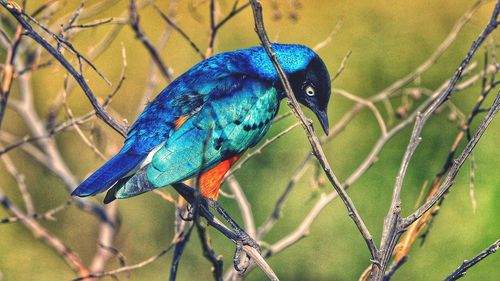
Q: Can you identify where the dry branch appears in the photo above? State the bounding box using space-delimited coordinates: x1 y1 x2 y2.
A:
248 0 378 261
0 1 128 137
444 239 500 281
1 1 498 281
0 187 90 277
129 0 173 82
373 1 500 278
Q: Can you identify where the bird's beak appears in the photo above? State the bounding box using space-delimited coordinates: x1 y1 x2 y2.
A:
315 109 330 136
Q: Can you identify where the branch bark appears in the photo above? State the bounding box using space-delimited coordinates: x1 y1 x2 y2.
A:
373 1 500 279
0 1 128 137
248 0 378 261
444 239 500 281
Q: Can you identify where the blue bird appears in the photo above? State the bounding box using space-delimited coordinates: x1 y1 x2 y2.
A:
72 44 331 203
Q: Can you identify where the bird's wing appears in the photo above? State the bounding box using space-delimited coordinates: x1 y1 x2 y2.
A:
111 76 279 200
73 60 238 197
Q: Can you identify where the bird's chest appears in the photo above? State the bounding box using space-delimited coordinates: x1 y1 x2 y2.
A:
235 91 279 148
190 86 280 155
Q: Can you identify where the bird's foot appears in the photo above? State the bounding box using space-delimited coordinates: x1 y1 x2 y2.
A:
172 184 261 272
232 229 261 272
206 199 261 272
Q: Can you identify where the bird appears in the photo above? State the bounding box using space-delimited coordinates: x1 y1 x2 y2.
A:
71 44 331 203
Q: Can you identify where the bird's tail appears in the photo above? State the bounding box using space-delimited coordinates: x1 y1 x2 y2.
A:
71 148 145 197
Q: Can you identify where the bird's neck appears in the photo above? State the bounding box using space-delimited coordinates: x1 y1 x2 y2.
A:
272 81 290 100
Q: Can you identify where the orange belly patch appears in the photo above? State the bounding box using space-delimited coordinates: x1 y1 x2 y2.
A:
199 154 242 200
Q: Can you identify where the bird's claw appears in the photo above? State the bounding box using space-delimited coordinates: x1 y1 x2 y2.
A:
205 198 261 271
180 205 195 221
238 230 261 252
232 230 261 272
233 241 247 272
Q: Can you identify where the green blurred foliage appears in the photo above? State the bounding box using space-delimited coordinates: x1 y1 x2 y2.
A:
0 0 499 280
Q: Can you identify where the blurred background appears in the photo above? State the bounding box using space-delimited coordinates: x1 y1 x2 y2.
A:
0 0 499 280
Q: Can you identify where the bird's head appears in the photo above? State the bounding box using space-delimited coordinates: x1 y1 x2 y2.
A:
245 44 331 134
286 53 331 135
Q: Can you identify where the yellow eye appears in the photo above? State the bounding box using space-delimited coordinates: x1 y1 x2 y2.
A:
305 85 315 97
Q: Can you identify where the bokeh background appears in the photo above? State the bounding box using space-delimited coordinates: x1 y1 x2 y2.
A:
0 0 499 280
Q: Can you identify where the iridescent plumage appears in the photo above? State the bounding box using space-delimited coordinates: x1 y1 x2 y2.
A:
72 44 331 202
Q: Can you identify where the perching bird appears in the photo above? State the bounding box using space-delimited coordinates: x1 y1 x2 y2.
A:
72 44 331 203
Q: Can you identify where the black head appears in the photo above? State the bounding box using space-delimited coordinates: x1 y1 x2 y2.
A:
287 55 331 135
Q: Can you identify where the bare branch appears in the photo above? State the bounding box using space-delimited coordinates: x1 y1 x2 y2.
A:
226 175 256 238
0 24 22 128
444 239 500 281
169 217 193 281
249 0 378 261
371 0 485 102
335 89 387 136
205 1 251 57
196 216 224 281
0 187 90 277
226 122 300 178
89 202 119 273
373 2 500 278
403 91 500 226
330 50 352 83
154 4 205 60
129 0 173 82
0 142 33 214
74 243 177 280
1 201 71 224
313 18 343 52
0 2 128 137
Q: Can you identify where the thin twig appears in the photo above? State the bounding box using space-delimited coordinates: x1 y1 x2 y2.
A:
153 4 205 60
0 142 34 214
205 1 251 57
62 76 107 160
226 122 300 178
330 50 352 83
1 201 71 224
169 218 193 281
73 243 178 280
129 0 173 82
196 216 224 281
313 18 343 52
226 175 256 238
444 239 500 281
0 2 128 137
137 0 180 114
0 24 22 128
371 0 485 103
0 187 90 277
